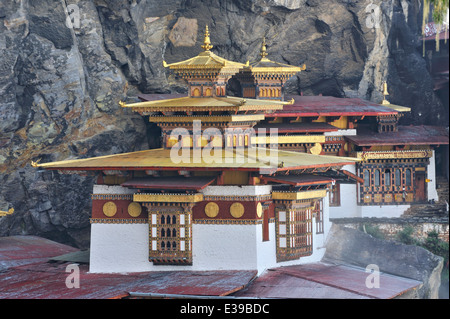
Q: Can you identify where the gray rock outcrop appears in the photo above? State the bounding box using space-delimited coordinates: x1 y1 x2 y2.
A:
324 224 444 299
0 0 446 247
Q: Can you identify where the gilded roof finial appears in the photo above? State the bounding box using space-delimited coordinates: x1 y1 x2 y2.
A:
31 158 41 168
381 81 390 105
260 37 268 60
201 25 213 52
0 208 14 217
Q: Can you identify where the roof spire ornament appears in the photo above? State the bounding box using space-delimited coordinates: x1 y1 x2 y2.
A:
381 81 390 105
201 25 213 52
260 37 268 60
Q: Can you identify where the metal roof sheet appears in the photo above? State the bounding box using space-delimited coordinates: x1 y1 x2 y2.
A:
0 236 79 271
233 263 422 299
121 96 287 111
164 50 245 69
270 95 400 117
0 236 422 299
36 148 359 172
346 125 449 146
0 236 257 299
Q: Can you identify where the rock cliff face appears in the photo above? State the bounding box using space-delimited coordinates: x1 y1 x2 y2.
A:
0 0 446 248
324 224 444 299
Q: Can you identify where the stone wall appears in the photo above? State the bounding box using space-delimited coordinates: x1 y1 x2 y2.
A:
331 216 449 243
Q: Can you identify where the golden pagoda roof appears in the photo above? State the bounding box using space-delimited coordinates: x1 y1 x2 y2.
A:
163 25 245 72
249 58 305 73
120 96 290 112
245 38 306 74
164 51 245 70
35 148 359 173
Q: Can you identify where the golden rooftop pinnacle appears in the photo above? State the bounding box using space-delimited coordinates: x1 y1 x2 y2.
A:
379 81 411 111
260 37 268 60
382 81 390 105
201 25 213 52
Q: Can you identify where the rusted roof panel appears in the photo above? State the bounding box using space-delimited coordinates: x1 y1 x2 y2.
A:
1 236 421 299
0 236 256 299
0 236 78 271
1 262 257 299
346 125 449 146
234 263 422 299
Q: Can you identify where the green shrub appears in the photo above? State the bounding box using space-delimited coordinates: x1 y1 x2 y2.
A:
361 223 385 240
398 228 449 295
396 225 419 245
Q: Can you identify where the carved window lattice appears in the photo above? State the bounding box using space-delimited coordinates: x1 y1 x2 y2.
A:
313 199 324 234
358 161 426 205
148 209 192 265
276 205 313 262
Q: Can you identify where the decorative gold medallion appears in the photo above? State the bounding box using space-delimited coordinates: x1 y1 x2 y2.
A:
256 202 263 218
230 202 244 219
128 202 142 217
310 143 322 155
102 201 117 217
204 202 219 218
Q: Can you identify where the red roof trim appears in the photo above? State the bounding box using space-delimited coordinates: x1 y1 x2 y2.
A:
260 174 334 186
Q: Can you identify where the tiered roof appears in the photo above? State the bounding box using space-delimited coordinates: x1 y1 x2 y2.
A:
36 147 359 172
243 37 306 78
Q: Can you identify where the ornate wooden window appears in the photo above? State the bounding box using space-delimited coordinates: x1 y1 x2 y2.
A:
358 159 428 206
374 169 381 187
405 169 412 186
275 203 313 262
395 169 401 187
385 169 391 187
147 206 193 265
364 170 370 187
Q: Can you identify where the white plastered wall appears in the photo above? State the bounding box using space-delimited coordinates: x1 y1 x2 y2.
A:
261 194 331 272
328 164 412 218
89 184 333 274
